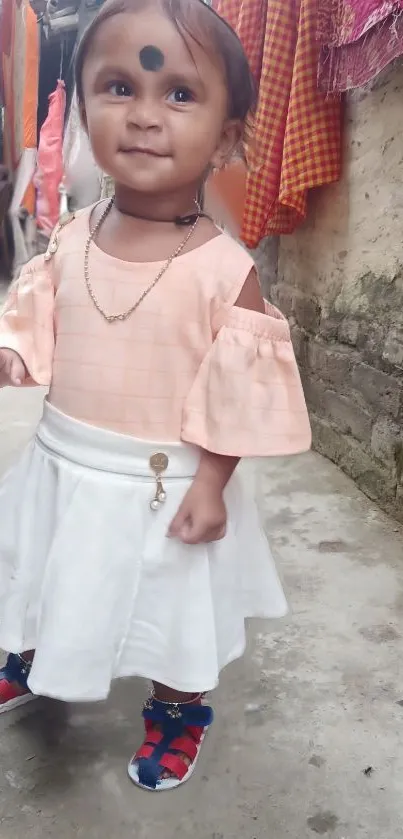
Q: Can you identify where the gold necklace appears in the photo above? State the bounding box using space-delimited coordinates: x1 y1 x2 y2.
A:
84 198 200 323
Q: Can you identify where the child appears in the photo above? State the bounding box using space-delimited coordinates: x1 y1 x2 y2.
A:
0 0 311 791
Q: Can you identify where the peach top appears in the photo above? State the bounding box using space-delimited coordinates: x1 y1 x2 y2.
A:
0 207 311 456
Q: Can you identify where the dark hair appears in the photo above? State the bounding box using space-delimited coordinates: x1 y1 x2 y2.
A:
75 0 256 131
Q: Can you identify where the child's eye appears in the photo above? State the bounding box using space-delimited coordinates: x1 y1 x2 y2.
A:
108 82 133 97
167 87 194 105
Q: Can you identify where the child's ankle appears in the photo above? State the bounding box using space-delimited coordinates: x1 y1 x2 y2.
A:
152 683 201 704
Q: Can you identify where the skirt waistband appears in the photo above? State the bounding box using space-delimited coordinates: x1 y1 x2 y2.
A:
36 401 200 478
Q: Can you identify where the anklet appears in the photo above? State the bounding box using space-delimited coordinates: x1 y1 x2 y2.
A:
143 691 205 719
17 655 32 677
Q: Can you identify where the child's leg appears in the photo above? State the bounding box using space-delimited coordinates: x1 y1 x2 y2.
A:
152 683 201 779
128 680 214 791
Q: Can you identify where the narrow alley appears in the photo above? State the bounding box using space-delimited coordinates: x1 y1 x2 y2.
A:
1 386 402 839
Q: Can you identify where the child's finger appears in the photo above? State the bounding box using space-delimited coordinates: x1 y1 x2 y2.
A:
9 355 26 386
181 520 227 545
215 523 227 541
178 519 198 543
179 519 209 545
167 504 189 538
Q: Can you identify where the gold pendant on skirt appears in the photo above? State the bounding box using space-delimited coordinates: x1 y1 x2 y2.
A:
149 453 169 511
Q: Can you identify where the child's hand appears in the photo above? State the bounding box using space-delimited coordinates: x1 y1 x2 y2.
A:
0 348 27 387
168 479 227 545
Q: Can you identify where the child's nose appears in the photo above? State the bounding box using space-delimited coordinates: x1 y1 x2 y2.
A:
127 98 161 130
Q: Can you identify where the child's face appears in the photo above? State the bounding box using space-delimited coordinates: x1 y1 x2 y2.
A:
80 6 238 196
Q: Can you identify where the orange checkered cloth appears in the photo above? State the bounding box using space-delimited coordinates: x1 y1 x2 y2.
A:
216 0 342 246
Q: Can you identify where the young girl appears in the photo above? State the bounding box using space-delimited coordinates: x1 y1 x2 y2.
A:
0 0 311 791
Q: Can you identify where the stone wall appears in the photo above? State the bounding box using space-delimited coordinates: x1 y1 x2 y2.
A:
271 64 403 522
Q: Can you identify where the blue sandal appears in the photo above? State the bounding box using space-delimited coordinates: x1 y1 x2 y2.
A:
128 692 213 791
0 654 36 714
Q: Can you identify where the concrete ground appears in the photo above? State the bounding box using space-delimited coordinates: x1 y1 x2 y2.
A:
0 386 403 839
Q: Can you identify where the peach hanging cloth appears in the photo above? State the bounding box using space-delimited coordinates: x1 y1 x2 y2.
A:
215 0 342 245
35 80 66 236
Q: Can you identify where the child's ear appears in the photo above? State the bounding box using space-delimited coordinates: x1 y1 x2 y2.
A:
79 100 89 135
211 119 243 170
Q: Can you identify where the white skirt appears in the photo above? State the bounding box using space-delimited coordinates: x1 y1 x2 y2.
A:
0 402 287 701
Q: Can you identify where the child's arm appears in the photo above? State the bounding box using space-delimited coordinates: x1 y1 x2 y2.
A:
170 269 264 545
175 265 311 544
0 255 55 388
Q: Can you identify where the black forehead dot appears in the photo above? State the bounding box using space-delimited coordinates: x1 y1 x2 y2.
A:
139 45 165 72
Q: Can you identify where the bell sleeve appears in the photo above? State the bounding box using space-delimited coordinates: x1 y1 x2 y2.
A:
181 302 311 457
0 255 55 386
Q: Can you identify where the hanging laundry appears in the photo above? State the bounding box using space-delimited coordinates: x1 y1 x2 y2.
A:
216 0 341 245
0 0 38 193
35 80 66 237
1 0 39 271
317 0 403 93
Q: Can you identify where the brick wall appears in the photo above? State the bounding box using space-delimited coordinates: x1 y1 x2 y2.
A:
270 65 403 521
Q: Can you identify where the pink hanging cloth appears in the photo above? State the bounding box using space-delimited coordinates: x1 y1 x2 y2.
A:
317 0 403 92
35 80 66 236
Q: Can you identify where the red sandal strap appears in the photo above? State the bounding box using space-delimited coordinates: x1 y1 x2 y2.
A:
135 744 154 760
186 725 205 743
169 736 198 761
145 716 204 743
0 678 27 704
158 753 189 781
144 729 163 745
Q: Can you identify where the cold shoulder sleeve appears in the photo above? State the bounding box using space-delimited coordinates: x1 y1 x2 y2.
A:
0 255 55 386
181 301 311 457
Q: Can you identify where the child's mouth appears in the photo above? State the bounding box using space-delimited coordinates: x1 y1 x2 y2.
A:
120 147 167 158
